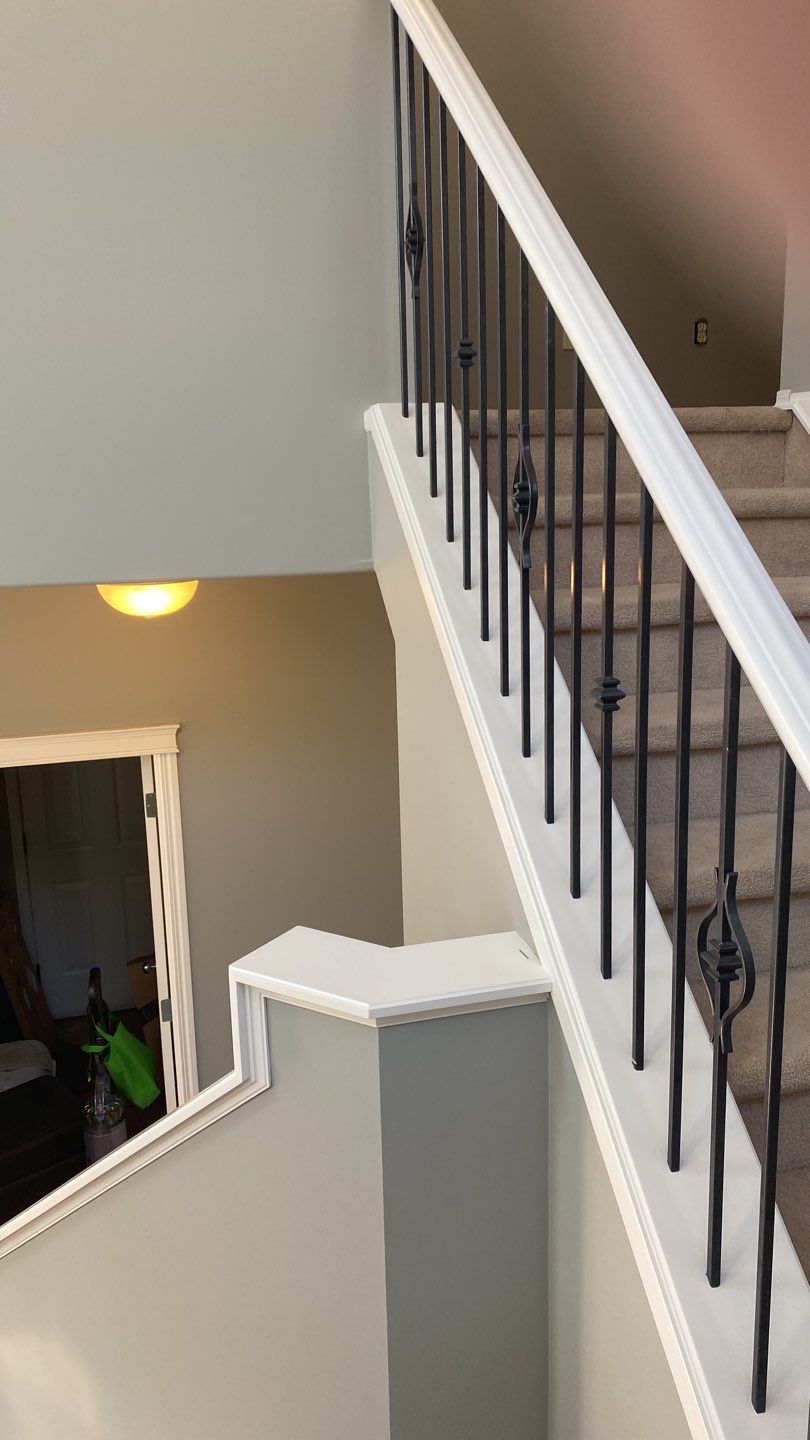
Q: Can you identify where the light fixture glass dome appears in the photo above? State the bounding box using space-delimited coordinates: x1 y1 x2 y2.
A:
96 580 199 618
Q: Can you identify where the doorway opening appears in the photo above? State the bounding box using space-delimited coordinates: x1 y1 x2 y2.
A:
0 726 195 1228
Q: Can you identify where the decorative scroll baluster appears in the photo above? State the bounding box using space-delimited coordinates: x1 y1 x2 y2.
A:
593 417 624 979
390 9 408 417
752 747 796 1412
421 66 437 497
544 302 556 823
668 563 695 1171
438 98 454 541
632 482 654 1068
570 354 585 898
497 207 509 696
477 168 489 641
513 252 538 758
405 36 424 457
698 646 755 1286
457 136 476 589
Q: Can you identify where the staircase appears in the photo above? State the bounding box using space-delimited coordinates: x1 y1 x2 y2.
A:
474 403 810 1276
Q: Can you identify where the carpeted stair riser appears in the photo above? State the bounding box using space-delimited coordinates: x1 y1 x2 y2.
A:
608 739 808 823
554 610 810 697
521 505 810 588
665 897 810 981
471 407 790 495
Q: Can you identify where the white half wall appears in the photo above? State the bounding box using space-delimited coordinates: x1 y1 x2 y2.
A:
0 0 396 586
369 434 691 1440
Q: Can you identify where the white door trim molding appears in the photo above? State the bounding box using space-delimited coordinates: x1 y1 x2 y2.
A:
0 724 179 769
0 724 198 1106
152 750 197 1101
0 974 269 1263
0 928 541 1264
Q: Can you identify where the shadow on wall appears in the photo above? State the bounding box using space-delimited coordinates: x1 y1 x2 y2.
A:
432 0 789 407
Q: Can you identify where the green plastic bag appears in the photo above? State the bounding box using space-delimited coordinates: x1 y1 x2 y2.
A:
84 1017 161 1110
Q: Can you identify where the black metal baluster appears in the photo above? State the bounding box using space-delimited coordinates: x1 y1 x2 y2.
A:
391 9 408 417
439 99 454 540
697 646 755 1287
457 136 475 589
593 417 624 979
513 251 538 758
421 67 437 498
752 746 796 1413
497 207 509 696
570 355 585 898
404 37 424 457
668 563 695 1171
632 482 654 1068
477 168 489 641
544 302 556 823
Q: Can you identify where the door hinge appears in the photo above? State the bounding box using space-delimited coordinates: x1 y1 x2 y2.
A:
145 792 157 819
160 997 172 1024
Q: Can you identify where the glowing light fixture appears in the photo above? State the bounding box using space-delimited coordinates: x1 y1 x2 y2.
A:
96 579 199 619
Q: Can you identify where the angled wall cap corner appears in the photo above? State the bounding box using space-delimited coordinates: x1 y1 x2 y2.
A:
229 927 551 1026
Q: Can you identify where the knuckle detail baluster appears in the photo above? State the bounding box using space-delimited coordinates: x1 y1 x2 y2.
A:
697 645 756 1287
592 416 625 980
404 36 424 457
513 251 537 758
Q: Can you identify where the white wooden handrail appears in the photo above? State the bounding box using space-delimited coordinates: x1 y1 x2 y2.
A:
392 0 810 792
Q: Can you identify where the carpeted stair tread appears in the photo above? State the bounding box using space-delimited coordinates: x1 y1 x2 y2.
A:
525 487 810 528
470 406 792 438
646 809 810 912
551 576 810 634
689 966 810 1103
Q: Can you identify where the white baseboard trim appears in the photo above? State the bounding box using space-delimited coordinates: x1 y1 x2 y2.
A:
367 400 810 1440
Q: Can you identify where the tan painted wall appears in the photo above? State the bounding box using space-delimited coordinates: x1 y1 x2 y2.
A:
547 1013 691 1440
432 0 785 407
0 575 402 1084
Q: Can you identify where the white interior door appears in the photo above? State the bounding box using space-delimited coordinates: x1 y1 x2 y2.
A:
15 758 154 1018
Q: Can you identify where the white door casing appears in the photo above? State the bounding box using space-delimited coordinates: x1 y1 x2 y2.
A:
0 726 196 1108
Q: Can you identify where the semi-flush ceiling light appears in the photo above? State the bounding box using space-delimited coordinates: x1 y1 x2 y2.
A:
96 580 199 619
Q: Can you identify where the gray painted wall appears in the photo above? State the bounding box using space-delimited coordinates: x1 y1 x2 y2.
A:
0 1002 391 1440
371 439 691 1438
0 0 395 587
0 995 550 1439
0 575 402 1085
380 1005 548 1440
